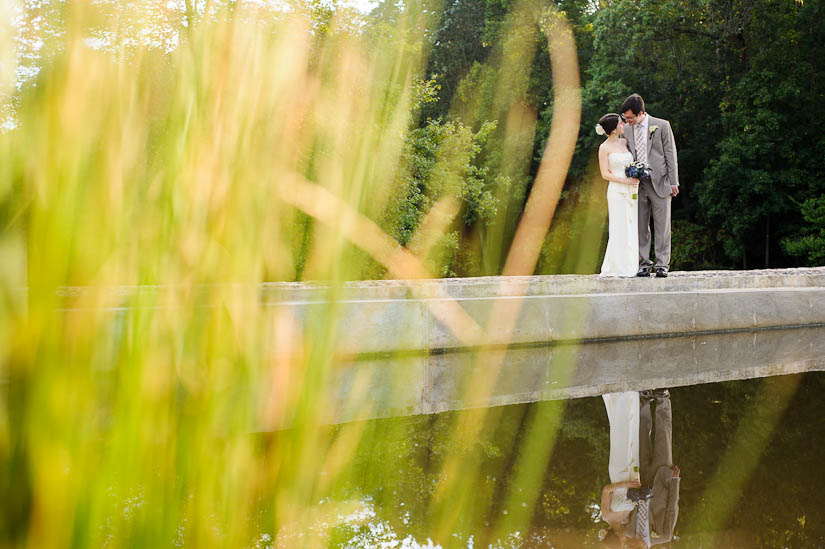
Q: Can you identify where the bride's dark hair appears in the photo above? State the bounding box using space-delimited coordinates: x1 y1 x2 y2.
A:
598 113 621 136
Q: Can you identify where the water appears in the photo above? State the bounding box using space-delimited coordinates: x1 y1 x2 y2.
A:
317 330 825 548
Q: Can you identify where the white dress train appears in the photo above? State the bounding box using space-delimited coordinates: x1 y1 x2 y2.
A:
602 391 640 513
600 152 639 277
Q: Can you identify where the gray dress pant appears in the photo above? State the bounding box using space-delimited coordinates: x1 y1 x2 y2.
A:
639 392 672 487
638 180 672 269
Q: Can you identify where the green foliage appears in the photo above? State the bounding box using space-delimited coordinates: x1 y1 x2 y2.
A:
694 0 821 266
536 159 608 276
307 0 337 36
412 76 442 114
670 219 725 271
382 117 508 276
576 0 825 269
8 0 825 547
782 196 825 264
420 0 496 121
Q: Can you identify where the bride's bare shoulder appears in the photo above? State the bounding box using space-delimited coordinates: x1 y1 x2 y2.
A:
616 137 631 149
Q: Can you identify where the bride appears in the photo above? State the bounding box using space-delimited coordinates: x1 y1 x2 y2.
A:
597 114 639 277
600 391 647 548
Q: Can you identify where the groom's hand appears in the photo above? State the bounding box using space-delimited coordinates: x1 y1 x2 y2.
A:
671 186 679 197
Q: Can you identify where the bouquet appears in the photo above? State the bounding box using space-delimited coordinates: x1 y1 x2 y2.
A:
628 486 652 502
625 161 651 199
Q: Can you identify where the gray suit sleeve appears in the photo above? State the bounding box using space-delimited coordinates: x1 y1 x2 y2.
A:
651 477 680 545
662 121 679 188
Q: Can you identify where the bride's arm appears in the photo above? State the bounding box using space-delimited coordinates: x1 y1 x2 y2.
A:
598 146 639 186
600 484 624 523
600 480 641 523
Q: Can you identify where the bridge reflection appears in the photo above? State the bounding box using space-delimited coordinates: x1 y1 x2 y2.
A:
322 326 825 424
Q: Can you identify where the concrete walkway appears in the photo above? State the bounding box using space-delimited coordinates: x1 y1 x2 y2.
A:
50 267 825 424
261 267 825 355
257 267 825 424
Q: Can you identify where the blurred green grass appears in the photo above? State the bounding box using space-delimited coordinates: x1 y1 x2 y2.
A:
0 1 586 547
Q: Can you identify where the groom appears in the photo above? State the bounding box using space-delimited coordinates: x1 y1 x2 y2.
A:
625 389 681 546
621 94 679 278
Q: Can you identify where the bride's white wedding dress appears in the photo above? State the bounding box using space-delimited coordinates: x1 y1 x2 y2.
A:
603 391 640 513
600 152 638 276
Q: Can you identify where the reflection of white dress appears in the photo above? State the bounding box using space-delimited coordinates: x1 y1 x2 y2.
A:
602 391 640 512
600 152 638 277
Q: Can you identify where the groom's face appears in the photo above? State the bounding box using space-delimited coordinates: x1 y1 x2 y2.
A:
622 110 643 126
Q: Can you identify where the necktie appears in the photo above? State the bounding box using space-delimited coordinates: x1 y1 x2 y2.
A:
635 124 647 165
636 498 652 547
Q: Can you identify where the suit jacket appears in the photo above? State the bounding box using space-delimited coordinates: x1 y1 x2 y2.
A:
649 465 680 545
623 115 679 199
625 467 680 545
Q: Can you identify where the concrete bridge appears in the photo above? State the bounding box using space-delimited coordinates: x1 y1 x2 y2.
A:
262 267 825 354
259 267 825 424
51 267 825 424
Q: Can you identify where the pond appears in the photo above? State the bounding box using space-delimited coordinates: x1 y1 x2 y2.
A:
267 327 825 548
310 371 825 548
10 322 819 547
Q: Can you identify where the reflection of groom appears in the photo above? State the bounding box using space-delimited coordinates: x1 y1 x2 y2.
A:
626 389 681 545
621 94 679 278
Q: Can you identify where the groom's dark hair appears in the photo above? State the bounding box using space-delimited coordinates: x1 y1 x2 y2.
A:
621 94 645 115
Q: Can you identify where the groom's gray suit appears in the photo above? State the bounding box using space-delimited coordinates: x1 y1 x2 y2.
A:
624 115 679 269
625 393 680 545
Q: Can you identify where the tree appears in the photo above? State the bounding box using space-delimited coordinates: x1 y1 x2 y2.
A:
573 0 825 270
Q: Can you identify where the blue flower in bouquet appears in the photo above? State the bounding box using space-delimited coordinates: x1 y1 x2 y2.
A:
625 161 652 182
625 161 652 199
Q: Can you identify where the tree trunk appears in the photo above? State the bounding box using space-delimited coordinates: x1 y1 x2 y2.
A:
184 0 196 41
765 214 770 268
811 0 822 94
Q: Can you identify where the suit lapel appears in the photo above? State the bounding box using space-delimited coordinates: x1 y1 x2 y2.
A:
646 116 658 156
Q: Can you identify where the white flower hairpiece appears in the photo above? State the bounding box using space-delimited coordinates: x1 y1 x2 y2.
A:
595 124 606 136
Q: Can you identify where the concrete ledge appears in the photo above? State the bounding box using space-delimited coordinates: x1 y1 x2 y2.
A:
263 268 825 354
424 287 825 350
43 270 825 426
51 267 825 355
259 267 825 302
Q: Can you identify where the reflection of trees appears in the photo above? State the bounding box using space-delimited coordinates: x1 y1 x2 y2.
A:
536 398 607 529
677 373 825 547
339 373 825 547
338 397 608 546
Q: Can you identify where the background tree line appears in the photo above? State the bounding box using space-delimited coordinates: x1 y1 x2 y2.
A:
368 0 825 277
6 0 824 278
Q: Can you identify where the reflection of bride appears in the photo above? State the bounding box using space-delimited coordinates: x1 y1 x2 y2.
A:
600 392 647 548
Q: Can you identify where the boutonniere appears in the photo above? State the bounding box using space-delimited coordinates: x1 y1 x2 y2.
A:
649 125 660 135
